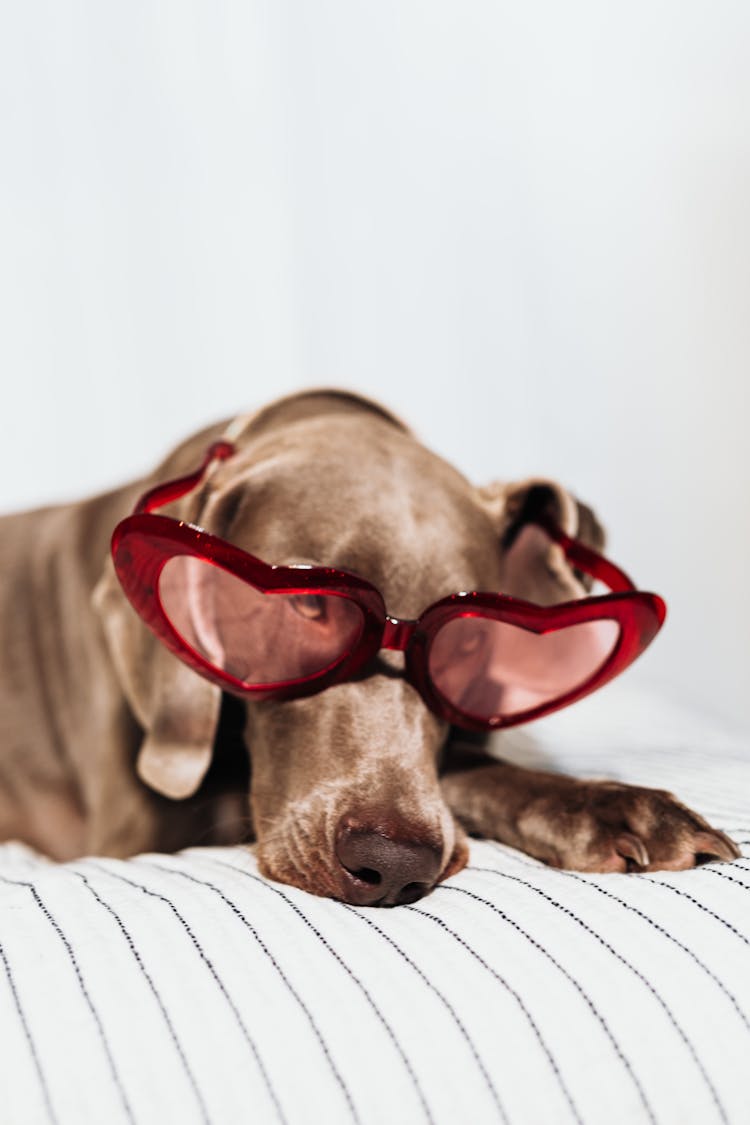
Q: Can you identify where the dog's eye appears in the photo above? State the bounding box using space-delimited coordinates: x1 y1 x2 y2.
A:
458 629 487 656
290 594 328 621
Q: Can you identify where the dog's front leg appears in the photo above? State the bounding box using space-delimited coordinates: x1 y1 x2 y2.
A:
441 761 740 872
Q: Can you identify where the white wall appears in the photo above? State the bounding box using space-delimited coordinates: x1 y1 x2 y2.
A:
1 3 749 727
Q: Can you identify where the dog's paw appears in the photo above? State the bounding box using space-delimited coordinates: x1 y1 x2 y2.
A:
529 780 740 873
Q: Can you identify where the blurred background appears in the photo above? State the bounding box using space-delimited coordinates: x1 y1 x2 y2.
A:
1 3 748 727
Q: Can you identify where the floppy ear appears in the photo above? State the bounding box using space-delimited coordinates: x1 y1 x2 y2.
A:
89 426 242 801
481 478 606 604
92 557 222 799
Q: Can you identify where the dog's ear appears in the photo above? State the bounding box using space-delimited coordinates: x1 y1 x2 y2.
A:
481 478 606 603
92 557 222 799
90 430 240 801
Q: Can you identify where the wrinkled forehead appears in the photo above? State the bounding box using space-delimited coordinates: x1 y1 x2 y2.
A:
200 417 504 616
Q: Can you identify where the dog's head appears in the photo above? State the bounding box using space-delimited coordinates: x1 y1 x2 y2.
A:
95 390 603 904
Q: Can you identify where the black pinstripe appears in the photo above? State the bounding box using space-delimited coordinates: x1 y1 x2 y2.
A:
88 862 287 1125
558 869 750 1034
702 862 750 891
407 901 583 1125
0 937 58 1125
438 883 656 1124
202 855 436 1125
700 862 750 907
0 873 135 1124
144 861 361 1125
74 870 211 1125
341 902 508 1124
638 876 750 948
491 842 750 951
467 862 729 1124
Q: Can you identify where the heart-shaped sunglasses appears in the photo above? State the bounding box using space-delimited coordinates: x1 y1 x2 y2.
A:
112 441 666 732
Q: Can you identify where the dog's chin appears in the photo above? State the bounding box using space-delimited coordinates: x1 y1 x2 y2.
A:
254 842 357 903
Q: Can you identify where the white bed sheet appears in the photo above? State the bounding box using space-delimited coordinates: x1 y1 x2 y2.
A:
1 682 749 1125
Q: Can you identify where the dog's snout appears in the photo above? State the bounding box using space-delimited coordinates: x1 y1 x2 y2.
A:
335 821 443 906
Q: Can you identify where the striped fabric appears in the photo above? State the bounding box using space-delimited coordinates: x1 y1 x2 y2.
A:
1 683 749 1125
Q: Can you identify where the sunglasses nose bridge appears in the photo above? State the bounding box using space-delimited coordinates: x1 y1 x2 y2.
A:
381 616 416 651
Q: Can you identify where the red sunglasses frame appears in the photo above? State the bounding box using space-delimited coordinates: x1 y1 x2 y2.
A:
111 441 667 732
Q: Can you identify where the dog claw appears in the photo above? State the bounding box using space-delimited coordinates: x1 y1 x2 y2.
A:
692 830 741 862
615 832 650 870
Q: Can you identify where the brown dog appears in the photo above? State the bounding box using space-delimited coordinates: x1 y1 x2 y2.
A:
0 390 738 904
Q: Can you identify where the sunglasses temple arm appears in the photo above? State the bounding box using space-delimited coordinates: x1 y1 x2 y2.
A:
133 441 236 515
534 517 636 593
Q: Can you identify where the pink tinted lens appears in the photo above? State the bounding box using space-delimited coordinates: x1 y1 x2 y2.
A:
158 556 364 686
428 615 621 720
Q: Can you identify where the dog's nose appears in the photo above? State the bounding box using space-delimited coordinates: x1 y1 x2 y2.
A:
335 821 443 906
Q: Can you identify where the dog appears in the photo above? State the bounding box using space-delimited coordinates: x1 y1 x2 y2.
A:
0 389 738 904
